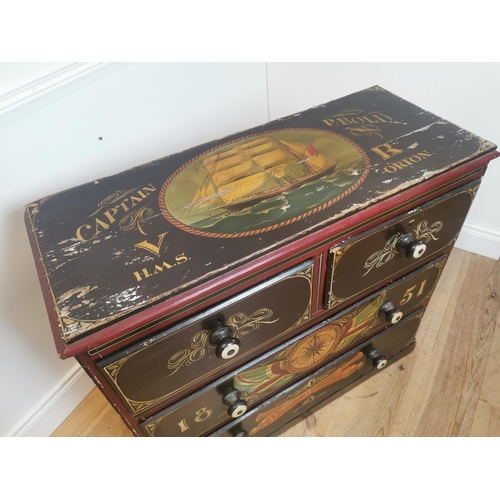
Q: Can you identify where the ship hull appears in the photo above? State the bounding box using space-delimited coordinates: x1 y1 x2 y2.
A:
222 163 337 213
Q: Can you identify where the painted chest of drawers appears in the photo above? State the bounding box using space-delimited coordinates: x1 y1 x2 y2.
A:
25 86 499 437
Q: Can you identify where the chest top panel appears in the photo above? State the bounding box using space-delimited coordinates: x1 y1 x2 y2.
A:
25 86 496 343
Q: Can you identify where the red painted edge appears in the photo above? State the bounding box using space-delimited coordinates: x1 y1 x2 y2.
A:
85 161 485 360
28 150 499 359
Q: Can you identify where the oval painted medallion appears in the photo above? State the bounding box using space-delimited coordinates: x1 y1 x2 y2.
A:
159 129 369 237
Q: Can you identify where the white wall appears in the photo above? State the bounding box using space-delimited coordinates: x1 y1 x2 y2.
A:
2 63 499 436
0 63 269 436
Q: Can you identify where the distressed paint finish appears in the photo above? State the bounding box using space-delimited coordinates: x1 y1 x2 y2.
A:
25 86 497 347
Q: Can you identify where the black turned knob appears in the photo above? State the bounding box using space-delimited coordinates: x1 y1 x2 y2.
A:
222 389 248 419
209 325 241 360
367 348 387 370
380 301 403 325
397 233 427 260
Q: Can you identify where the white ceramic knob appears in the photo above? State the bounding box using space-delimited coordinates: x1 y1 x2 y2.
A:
229 403 248 418
410 242 427 259
220 341 240 359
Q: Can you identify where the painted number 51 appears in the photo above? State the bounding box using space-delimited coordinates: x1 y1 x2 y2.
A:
400 279 427 305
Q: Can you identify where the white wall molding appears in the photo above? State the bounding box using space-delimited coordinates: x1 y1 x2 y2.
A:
9 365 94 437
455 222 500 260
0 62 112 117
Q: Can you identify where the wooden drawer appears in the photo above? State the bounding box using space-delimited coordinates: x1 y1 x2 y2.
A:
325 180 478 310
212 309 423 437
140 258 443 436
97 260 313 415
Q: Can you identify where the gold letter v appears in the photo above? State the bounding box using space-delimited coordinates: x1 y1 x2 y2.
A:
134 232 169 257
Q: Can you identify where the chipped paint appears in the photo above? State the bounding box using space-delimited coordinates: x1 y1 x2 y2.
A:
24 86 498 345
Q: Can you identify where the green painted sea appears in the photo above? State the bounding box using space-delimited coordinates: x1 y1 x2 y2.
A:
191 168 365 234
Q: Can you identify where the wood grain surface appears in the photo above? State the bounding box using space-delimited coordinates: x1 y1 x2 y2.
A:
51 248 500 437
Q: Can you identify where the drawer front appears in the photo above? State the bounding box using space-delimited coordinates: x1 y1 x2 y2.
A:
325 180 478 310
98 260 313 415
141 258 443 437
212 310 423 437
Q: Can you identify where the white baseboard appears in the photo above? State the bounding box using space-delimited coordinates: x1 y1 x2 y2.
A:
455 222 500 260
10 365 94 437
0 62 112 117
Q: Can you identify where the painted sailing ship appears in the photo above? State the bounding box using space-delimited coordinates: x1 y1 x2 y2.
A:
185 136 337 214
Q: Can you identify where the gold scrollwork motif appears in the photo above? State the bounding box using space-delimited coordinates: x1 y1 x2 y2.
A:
228 308 279 338
465 184 480 197
26 196 52 218
363 233 402 277
347 125 383 138
119 205 154 235
414 220 443 243
363 220 443 277
143 419 160 436
61 315 98 331
166 330 210 375
88 188 138 217
166 308 279 375
333 109 366 117
478 139 496 153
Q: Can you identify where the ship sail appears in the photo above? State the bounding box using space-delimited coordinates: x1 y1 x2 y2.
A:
185 135 336 214
279 140 328 172
212 161 264 187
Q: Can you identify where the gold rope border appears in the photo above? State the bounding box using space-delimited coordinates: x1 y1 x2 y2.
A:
158 128 371 239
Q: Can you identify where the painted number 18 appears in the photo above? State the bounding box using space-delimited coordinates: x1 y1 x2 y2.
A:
177 407 213 434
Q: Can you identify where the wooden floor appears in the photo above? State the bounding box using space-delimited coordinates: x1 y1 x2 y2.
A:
52 248 500 437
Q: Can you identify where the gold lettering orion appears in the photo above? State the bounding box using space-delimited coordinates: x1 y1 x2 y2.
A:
384 150 434 173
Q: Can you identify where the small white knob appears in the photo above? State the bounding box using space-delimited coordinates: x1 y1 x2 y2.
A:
411 242 427 259
223 390 248 419
367 348 387 370
390 311 404 324
230 403 248 418
381 301 403 325
221 342 240 359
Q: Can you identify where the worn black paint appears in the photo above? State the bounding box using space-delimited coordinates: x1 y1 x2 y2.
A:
25 86 495 343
